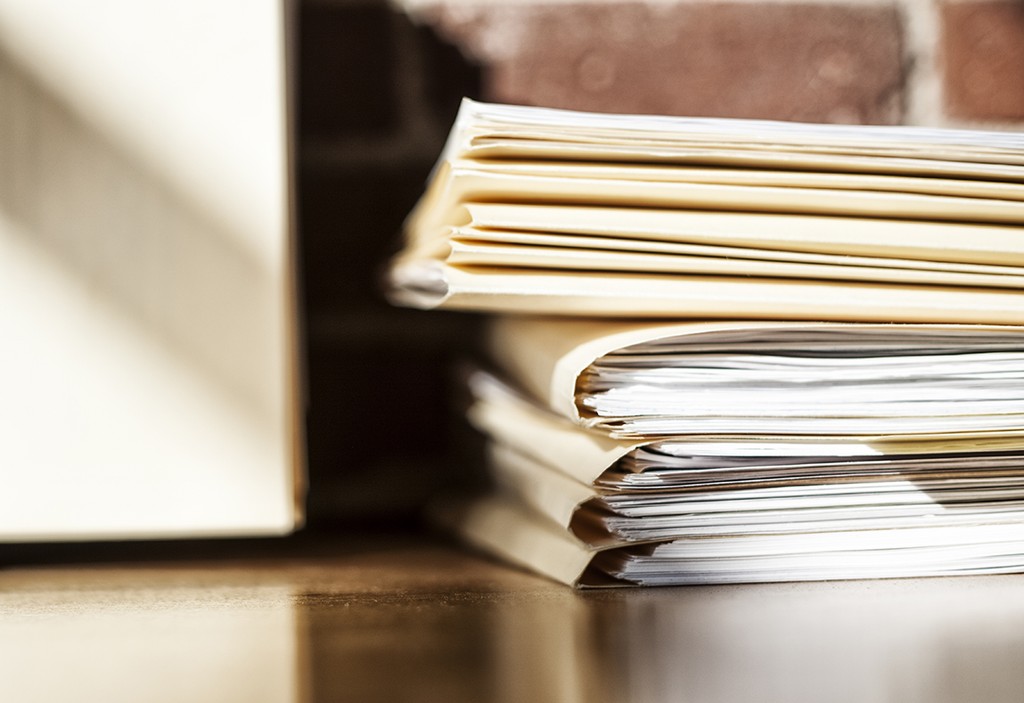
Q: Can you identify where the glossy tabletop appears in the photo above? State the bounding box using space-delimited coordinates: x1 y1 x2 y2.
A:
3 533 1024 703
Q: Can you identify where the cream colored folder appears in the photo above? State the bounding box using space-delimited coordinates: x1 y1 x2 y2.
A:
443 491 1024 587
450 368 1024 587
387 100 1024 323
485 317 1024 439
468 367 1024 531
470 366 1024 494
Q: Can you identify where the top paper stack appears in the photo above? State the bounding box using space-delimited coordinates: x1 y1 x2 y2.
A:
387 100 1024 588
388 99 1024 323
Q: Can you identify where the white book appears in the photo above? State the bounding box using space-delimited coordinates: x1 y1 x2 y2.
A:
0 0 303 540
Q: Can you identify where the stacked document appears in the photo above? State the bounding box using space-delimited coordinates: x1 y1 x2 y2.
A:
389 100 1024 323
388 100 1024 587
454 319 1024 586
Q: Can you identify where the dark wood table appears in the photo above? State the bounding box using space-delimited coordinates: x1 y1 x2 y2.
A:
3 532 1024 702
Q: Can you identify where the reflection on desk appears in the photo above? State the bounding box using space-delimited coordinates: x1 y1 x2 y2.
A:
2 535 1024 703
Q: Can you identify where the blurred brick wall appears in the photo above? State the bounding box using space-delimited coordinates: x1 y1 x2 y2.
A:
403 0 1024 127
941 0 1024 122
296 0 1022 524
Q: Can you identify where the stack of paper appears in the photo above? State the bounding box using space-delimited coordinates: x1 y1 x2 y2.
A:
388 99 1024 587
390 100 1024 322
457 319 1024 586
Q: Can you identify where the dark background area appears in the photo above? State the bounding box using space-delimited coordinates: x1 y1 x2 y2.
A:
295 0 483 527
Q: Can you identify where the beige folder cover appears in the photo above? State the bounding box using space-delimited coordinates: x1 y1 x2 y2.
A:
466 369 636 486
443 488 1024 588
467 367 1024 547
388 100 1024 323
433 492 622 588
485 318 1024 435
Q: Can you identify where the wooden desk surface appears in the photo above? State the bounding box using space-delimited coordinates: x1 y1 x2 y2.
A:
3 532 1024 703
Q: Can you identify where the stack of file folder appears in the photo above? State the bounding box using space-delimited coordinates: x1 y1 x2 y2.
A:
387 99 1024 587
